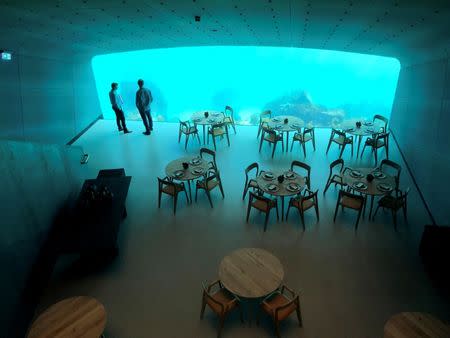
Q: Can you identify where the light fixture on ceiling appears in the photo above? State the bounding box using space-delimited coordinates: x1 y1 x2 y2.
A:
1 50 12 61
195 15 201 22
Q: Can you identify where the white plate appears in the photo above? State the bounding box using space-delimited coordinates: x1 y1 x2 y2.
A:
284 171 295 179
174 170 184 177
190 158 202 165
272 118 280 122
377 183 392 192
263 172 274 180
266 184 279 192
191 168 204 175
350 170 363 178
286 184 300 192
353 182 367 190
373 171 386 179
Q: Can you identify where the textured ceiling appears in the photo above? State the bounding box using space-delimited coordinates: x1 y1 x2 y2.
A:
0 0 449 65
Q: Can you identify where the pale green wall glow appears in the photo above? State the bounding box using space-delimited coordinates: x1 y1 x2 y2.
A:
92 46 400 126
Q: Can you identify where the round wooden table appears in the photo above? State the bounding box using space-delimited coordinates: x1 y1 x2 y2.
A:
255 169 306 220
343 167 396 219
27 296 106 338
191 111 224 144
266 115 304 152
343 120 384 157
384 312 450 338
165 155 210 202
218 248 284 298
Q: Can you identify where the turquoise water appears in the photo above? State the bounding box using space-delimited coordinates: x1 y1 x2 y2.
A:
92 46 400 127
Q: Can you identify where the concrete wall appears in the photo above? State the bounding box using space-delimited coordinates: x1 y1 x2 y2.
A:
390 57 450 225
0 53 100 144
0 140 87 337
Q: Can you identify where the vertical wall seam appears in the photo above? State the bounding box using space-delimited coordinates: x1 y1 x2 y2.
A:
17 53 25 138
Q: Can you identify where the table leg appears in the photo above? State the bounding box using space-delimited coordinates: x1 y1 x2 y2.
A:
357 135 363 158
202 125 206 144
368 195 375 220
187 180 193 204
285 131 289 152
281 196 285 221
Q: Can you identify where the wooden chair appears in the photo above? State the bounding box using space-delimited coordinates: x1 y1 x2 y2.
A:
178 120 200 149
200 280 243 338
290 160 311 189
333 189 365 230
257 110 272 139
323 159 352 195
360 132 389 164
259 126 284 158
290 127 316 157
157 177 188 215
378 159 401 189
259 285 302 338
373 187 410 230
326 129 354 159
195 168 225 208
200 147 217 170
246 191 279 232
223 105 236 134
286 189 319 230
207 122 230 150
373 114 389 132
242 162 259 200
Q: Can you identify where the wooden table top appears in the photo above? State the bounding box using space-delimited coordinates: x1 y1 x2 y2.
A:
218 248 284 298
384 312 450 338
165 156 210 181
343 167 396 196
266 115 304 132
191 111 224 125
343 120 384 136
27 296 106 338
255 169 306 197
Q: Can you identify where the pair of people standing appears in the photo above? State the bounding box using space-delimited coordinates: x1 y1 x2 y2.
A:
108 79 153 135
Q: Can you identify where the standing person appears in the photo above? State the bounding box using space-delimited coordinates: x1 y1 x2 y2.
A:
135 79 153 135
109 82 131 134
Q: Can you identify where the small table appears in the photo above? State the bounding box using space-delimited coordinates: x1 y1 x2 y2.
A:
27 296 106 338
343 121 384 157
384 312 450 338
343 167 396 219
219 248 284 298
266 115 304 152
255 169 306 220
165 155 210 202
191 111 224 144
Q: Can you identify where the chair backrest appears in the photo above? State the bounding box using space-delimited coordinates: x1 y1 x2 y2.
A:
179 120 189 132
331 128 346 138
224 105 234 118
338 189 365 207
158 177 177 190
202 282 224 314
260 110 272 122
303 127 314 137
200 147 217 168
374 131 389 142
329 158 344 174
245 162 259 177
262 126 276 137
210 122 228 133
373 114 389 131
301 189 318 205
291 160 311 187
379 159 401 187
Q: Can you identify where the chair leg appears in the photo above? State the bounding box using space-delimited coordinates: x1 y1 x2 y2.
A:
403 204 408 223
290 139 295 152
206 190 214 208
195 186 199 202
323 180 331 195
286 203 291 220
351 142 354 156
392 209 397 231
275 203 279 220
274 320 281 338
312 135 316 151
200 297 206 319
300 209 306 231
326 138 332 154
339 143 346 159
272 142 277 158
259 135 264 152
296 303 303 327
374 147 378 165
246 201 252 222
315 203 320 221
333 200 340 222
264 211 270 232
178 130 182 143
158 190 162 208
185 134 189 150
217 316 225 338
219 182 225 198
373 204 380 220
302 142 307 158
212 135 217 150
242 184 248 200
173 193 178 215
226 131 230 146
355 208 362 230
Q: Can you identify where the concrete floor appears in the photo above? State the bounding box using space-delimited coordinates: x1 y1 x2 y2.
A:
35 120 449 338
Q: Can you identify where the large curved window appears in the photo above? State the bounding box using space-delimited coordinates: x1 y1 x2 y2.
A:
92 46 400 127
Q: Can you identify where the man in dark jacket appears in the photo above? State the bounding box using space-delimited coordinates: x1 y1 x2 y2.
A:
135 79 153 135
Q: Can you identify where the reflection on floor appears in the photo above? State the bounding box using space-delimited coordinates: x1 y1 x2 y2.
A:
35 120 449 338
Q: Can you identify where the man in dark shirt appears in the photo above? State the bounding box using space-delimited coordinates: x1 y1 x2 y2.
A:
135 79 153 135
109 83 131 133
